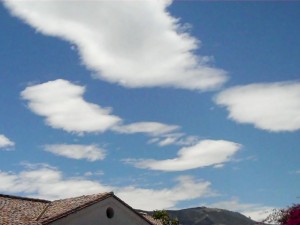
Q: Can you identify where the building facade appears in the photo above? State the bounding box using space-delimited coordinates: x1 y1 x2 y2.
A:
0 192 162 225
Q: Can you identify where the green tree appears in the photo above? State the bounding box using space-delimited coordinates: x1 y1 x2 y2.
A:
152 210 179 225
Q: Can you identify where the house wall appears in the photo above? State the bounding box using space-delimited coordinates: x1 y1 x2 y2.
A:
48 196 151 225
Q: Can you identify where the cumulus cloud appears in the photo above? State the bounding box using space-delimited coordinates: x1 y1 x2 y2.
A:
0 166 111 200
21 79 121 133
0 164 214 210
126 140 241 171
0 134 15 149
118 176 215 210
4 0 227 90
21 79 181 138
215 82 300 132
44 144 106 161
208 198 274 222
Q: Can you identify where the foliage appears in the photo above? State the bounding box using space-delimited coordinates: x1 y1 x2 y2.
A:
153 210 179 225
262 204 300 225
283 204 300 225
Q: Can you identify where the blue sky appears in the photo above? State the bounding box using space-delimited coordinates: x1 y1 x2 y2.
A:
0 1 299 221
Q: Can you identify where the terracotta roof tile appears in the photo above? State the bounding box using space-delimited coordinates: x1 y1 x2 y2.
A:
142 214 164 225
0 194 49 225
0 192 158 225
39 192 112 224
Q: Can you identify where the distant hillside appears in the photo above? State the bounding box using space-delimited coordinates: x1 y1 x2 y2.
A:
139 207 259 225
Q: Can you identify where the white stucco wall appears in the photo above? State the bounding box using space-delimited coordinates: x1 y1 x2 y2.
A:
48 196 151 225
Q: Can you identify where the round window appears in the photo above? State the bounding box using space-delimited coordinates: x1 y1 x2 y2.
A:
106 207 114 219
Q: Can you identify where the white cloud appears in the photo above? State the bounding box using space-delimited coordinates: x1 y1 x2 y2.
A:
44 144 106 161
21 79 121 133
157 136 180 146
113 122 179 136
0 164 214 210
4 0 227 91
21 79 182 139
208 198 275 222
84 171 104 177
0 166 111 200
117 176 215 210
215 82 300 132
126 139 241 171
0 134 15 149
149 133 200 147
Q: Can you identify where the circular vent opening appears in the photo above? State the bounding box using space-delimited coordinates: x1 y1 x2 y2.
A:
106 207 114 219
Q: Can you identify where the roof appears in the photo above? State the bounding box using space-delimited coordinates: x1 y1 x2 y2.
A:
38 192 113 224
0 194 49 225
0 192 158 225
141 213 164 225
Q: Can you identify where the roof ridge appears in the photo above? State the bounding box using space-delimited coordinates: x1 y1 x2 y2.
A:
51 191 113 202
0 193 50 203
40 192 114 224
112 194 154 225
36 202 51 221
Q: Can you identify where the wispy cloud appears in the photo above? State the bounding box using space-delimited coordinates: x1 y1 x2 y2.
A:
44 144 106 161
0 164 214 210
126 140 241 171
0 134 15 149
84 171 104 177
112 122 179 136
215 81 300 132
4 0 227 91
149 133 200 147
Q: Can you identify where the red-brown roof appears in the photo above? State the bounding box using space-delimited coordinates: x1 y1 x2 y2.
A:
0 192 159 225
142 213 164 225
0 194 49 225
39 192 112 224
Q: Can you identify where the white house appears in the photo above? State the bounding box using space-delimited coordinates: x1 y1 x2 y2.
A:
0 192 162 225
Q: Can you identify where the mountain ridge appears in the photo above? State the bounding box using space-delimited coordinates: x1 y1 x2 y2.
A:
138 206 262 225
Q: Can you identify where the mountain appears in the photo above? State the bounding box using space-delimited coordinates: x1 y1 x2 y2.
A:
138 207 259 225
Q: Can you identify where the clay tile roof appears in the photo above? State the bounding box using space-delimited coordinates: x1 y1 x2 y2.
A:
38 192 112 224
142 214 164 225
0 194 49 225
0 192 112 225
0 192 158 225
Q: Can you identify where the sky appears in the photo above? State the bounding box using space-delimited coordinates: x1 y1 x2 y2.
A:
0 0 299 222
